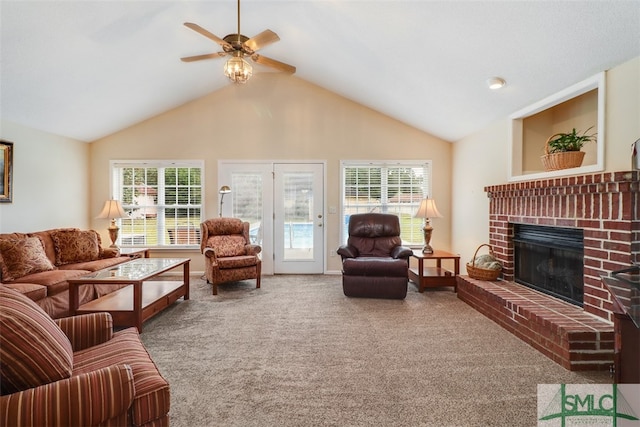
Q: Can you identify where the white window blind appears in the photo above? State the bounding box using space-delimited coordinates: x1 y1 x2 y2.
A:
341 161 432 245
111 160 203 247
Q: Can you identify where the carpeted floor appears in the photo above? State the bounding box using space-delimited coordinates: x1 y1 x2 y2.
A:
140 275 610 427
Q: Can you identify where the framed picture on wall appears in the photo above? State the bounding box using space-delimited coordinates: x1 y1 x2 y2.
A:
1 141 13 203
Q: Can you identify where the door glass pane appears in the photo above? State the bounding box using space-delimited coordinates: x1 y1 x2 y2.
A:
283 172 313 260
231 173 263 245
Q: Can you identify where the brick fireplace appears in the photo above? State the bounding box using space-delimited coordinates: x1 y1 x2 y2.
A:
457 170 639 370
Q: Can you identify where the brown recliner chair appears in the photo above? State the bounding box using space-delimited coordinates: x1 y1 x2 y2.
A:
200 218 262 295
337 213 412 299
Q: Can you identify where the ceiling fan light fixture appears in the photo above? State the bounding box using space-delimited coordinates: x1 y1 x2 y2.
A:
224 56 252 84
487 77 506 90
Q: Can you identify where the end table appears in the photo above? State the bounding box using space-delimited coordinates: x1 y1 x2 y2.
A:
119 248 150 259
409 249 460 292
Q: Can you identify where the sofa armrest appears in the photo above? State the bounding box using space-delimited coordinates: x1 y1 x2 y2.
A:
0 283 47 302
391 245 413 260
0 364 135 427
100 248 120 259
55 312 113 351
337 245 359 259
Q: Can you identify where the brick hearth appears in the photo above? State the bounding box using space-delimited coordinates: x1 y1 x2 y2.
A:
457 170 638 371
457 277 614 371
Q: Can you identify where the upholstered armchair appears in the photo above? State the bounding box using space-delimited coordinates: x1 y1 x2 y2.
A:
0 286 170 427
337 213 412 299
200 217 262 295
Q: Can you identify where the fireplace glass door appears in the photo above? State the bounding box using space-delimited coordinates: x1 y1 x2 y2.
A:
514 224 584 306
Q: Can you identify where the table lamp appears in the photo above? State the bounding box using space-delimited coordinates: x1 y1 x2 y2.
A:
414 198 443 254
97 199 129 248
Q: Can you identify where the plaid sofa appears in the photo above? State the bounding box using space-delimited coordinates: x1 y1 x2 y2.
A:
0 287 170 426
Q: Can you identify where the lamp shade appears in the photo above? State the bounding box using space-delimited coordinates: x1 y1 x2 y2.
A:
97 199 128 219
219 186 231 194
414 198 443 219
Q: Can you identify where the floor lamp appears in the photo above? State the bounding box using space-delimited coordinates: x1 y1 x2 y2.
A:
414 198 443 254
219 186 231 217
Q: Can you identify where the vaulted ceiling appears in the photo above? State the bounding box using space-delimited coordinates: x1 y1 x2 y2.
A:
1 1 639 143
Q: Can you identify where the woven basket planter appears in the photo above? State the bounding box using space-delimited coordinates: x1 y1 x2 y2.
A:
540 134 586 171
466 244 502 281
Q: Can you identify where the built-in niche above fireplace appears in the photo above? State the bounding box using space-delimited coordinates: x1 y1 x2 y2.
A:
508 72 605 182
513 224 584 306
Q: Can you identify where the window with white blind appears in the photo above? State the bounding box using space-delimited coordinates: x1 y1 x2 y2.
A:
111 161 203 247
341 161 432 246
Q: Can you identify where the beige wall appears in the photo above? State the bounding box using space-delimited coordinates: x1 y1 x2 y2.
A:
89 74 453 273
606 56 640 171
452 56 640 272
0 120 90 233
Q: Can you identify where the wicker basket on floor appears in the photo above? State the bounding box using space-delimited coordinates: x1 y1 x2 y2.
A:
540 134 586 171
466 244 502 281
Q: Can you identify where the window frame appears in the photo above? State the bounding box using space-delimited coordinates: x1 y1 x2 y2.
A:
340 160 433 247
110 160 205 249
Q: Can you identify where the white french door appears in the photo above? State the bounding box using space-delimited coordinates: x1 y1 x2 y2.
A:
273 163 324 274
219 162 325 275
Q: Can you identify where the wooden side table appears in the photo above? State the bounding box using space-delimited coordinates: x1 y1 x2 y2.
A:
409 249 460 292
119 248 150 259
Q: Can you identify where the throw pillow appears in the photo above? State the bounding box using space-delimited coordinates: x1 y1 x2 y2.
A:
208 235 246 257
0 236 56 282
0 286 74 394
51 229 101 265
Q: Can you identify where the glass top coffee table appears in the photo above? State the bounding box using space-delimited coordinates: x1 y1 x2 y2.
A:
68 258 190 332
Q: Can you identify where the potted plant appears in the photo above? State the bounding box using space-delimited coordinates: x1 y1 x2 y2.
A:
541 127 597 171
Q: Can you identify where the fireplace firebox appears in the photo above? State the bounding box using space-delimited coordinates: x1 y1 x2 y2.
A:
513 224 584 306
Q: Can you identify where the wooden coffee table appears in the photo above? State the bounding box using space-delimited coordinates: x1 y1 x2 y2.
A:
69 258 190 332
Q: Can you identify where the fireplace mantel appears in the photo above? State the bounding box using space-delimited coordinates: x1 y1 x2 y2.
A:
484 170 639 321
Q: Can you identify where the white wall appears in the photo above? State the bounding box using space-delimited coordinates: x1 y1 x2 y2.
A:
452 56 640 272
0 120 89 233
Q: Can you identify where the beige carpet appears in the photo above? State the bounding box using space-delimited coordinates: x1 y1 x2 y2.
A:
140 275 610 427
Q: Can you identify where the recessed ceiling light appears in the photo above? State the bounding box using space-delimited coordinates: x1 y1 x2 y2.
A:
487 77 506 90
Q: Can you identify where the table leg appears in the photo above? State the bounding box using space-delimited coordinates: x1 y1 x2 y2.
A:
418 257 425 293
453 257 460 292
69 283 79 315
184 261 190 300
133 282 143 333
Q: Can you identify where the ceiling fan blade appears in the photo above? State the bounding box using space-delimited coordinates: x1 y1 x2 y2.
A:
243 30 280 54
184 22 233 50
251 54 296 74
180 52 227 62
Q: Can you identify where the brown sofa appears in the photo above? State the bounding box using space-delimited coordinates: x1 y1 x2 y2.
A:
0 286 170 426
0 228 131 319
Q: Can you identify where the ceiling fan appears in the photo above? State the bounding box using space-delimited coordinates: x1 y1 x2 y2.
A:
181 0 296 84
